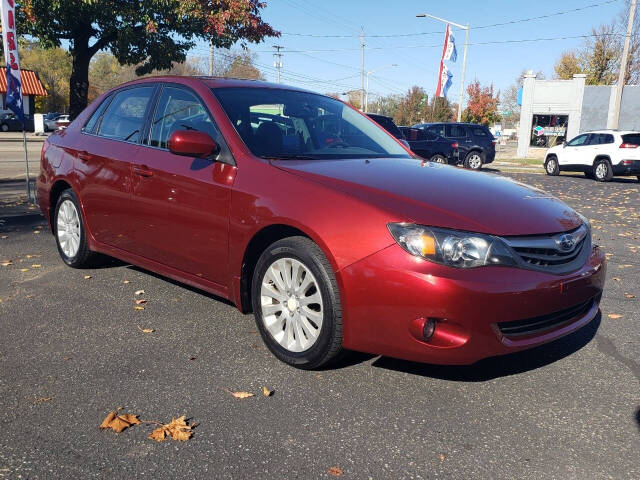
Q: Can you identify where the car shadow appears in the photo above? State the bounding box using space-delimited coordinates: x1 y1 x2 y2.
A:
560 173 639 184
635 407 640 433
370 312 601 382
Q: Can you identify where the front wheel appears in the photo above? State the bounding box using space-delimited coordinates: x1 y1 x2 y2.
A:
1 124 8 132
54 189 95 268
594 159 613 182
545 156 559 176
464 152 483 170
251 237 343 369
430 154 447 164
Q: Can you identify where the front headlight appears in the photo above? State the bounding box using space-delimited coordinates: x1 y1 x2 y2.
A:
387 223 517 268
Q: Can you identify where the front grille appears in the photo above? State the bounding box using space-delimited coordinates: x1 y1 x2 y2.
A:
497 298 594 337
512 238 586 267
503 224 590 272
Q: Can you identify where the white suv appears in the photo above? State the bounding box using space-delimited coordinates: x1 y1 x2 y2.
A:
544 130 640 182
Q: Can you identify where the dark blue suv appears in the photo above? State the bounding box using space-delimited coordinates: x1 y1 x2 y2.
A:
412 122 496 170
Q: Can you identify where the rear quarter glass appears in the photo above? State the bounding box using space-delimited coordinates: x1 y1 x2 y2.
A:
622 133 640 145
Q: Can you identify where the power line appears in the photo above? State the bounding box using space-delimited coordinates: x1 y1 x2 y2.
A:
279 0 621 38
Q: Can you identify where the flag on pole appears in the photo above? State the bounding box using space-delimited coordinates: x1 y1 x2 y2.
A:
441 24 457 63
435 61 453 98
1 0 24 125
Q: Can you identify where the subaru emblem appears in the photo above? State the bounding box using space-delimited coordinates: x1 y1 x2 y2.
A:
556 234 576 252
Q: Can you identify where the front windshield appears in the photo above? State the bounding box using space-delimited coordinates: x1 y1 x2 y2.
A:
212 87 411 160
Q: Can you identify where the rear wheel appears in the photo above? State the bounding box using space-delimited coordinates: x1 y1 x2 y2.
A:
594 159 613 182
1 124 8 132
430 154 447 164
464 151 483 170
545 156 559 176
54 189 95 268
251 237 343 369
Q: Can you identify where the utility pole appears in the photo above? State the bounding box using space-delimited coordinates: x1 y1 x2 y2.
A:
361 28 365 111
273 45 284 83
416 13 470 122
208 42 214 76
612 0 637 130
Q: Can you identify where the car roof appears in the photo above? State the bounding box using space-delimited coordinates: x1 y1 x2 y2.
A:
585 129 640 135
111 75 316 94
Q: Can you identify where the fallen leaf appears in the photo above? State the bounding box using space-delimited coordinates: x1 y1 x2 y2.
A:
224 389 254 399
20 268 29 272
262 386 274 397
625 293 636 299
25 255 33 259
31 264 41 268
99 411 141 433
137 326 154 333
148 416 194 442
619 264 632 268
33 397 53 405
134 289 145 295
613 277 621 281
189 357 197 361
608 314 623 319
135 299 147 305
328 466 343 477
133 306 145 311
33 230 40 234
439 454 446 462
84 275 92 280
123 280 130 284
1 261 12 267
1 235 7 239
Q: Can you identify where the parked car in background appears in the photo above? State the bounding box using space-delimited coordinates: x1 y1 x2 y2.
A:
544 130 640 182
55 115 71 130
0 113 35 132
399 126 458 164
413 122 496 170
44 113 62 132
39 77 605 369
366 113 410 148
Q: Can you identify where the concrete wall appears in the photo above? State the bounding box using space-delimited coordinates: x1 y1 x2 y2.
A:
619 85 640 130
580 86 612 132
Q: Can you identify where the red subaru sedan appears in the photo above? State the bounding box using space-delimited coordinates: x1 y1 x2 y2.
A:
37 77 606 369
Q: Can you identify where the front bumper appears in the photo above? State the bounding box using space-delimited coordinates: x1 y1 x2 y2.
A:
340 243 606 365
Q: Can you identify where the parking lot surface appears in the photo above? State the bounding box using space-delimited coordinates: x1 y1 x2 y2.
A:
0 172 638 479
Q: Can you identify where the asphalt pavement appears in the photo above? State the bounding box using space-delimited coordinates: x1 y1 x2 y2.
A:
0 172 638 479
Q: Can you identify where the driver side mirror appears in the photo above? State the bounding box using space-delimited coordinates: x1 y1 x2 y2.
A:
168 130 218 158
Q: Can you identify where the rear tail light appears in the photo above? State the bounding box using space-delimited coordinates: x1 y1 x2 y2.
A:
622 160 635 165
451 142 459 149
620 143 639 149
492 140 497 146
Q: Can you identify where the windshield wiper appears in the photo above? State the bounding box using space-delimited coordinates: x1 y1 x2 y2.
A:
265 154 316 160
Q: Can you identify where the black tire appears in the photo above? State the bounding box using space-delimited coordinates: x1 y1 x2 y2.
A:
1 123 8 132
53 189 95 268
593 158 613 182
463 151 483 170
251 236 343 369
430 154 447 164
544 156 559 176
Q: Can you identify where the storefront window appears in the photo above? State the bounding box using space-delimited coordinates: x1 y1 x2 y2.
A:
530 114 568 147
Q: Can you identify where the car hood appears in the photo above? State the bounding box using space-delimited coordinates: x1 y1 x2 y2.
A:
272 157 582 236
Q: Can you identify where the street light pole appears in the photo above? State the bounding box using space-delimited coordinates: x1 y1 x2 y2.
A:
416 13 470 122
612 0 636 130
365 64 398 112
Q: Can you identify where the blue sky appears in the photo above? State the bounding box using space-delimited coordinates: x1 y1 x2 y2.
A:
191 0 627 103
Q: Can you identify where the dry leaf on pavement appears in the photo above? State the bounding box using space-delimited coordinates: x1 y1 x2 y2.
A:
135 299 147 305
134 289 145 295
608 313 623 319
133 306 145 311
99 411 141 433
20 268 29 272
328 466 343 476
123 280 130 284
84 275 92 280
148 416 194 442
221 387 254 399
137 326 154 333
625 293 636 299
1 261 12 267
31 264 41 268
262 386 274 397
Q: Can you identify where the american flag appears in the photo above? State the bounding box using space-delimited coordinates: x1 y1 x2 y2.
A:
1 0 24 125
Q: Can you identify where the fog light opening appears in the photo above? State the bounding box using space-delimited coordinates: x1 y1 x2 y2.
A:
423 318 437 340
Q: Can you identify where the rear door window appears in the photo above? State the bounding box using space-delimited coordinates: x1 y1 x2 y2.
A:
445 124 467 138
426 124 445 137
588 133 615 145
96 86 154 142
472 127 489 137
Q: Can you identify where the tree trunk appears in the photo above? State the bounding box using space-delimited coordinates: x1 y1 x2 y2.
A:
69 38 91 120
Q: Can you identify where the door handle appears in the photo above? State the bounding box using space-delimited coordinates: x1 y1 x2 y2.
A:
133 165 154 178
78 151 91 161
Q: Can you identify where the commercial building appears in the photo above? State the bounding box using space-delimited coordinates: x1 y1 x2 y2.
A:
517 73 640 157
0 67 48 117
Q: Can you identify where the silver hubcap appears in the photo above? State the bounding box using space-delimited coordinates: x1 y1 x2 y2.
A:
436 157 446 164
596 163 607 179
56 199 81 258
260 257 323 353
547 160 557 173
468 154 481 169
